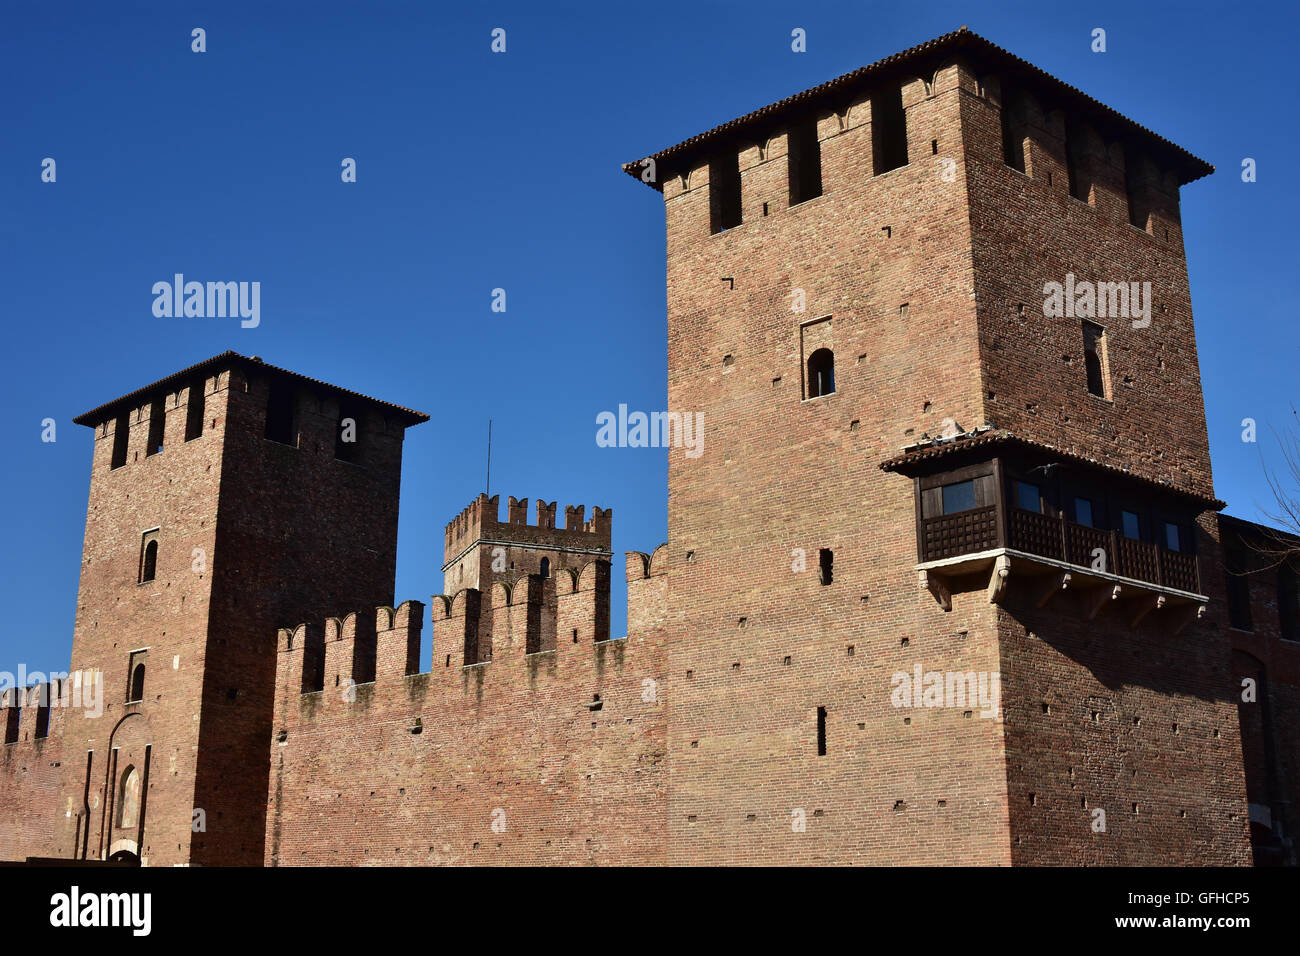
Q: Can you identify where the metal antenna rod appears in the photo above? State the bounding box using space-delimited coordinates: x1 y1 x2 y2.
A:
485 419 492 498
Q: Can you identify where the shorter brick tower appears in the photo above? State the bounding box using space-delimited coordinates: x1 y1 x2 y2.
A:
442 494 612 659
38 352 426 866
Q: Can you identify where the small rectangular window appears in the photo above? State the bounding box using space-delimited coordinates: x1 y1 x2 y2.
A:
872 84 909 175
184 379 206 441
146 399 165 456
788 118 823 205
818 549 833 586
1015 481 1041 513
1074 498 1094 527
941 480 977 515
709 152 742 234
1121 510 1141 541
816 706 827 756
110 414 130 469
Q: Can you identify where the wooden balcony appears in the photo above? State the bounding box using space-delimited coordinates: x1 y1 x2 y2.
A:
913 481 1206 630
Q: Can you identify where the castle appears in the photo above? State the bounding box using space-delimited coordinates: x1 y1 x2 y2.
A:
2 27 1297 866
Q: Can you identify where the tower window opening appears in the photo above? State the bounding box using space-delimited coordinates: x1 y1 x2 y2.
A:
709 151 742 234
1225 548 1253 632
335 400 361 463
817 706 827 756
787 117 823 205
540 557 550 578
1065 118 1092 203
818 549 833 585
129 663 145 703
146 399 165 456
1000 88 1025 172
4 702 19 743
34 688 50 739
110 414 130 469
1279 562 1299 642
264 379 297 446
872 83 909 175
184 379 206 441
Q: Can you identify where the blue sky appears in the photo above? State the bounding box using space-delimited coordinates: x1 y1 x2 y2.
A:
0 0 1294 674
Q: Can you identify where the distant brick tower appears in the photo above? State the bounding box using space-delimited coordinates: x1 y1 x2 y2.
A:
44 352 426 866
442 494 612 658
626 27 1252 864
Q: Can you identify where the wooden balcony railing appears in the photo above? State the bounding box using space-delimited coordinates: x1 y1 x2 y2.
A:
920 506 1201 593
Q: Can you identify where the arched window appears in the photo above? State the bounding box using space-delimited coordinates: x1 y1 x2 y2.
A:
807 348 835 398
140 539 158 583
539 557 550 579
129 663 145 702
117 765 141 829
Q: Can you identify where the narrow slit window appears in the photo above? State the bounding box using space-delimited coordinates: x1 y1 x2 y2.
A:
709 152 742 234
872 84 909 175
1082 321 1109 399
146 399 165 456
110 414 130 469
818 549 833 586
787 117 823 205
540 557 550 578
129 663 145 702
184 379 205 441
3 704 18 744
816 706 827 756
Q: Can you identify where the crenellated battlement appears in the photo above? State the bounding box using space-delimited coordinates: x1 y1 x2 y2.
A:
442 493 613 565
272 543 667 722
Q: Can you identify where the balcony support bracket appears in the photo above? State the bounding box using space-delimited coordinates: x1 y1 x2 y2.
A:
919 569 952 612
1084 584 1122 621
986 554 1011 605
1034 571 1072 608
1128 594 1166 629
1171 603 1207 636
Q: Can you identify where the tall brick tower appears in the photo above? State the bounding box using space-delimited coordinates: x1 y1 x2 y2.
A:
46 352 426 866
626 28 1252 864
442 494 612 659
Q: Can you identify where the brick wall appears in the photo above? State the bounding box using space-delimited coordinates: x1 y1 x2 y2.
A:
265 555 668 865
